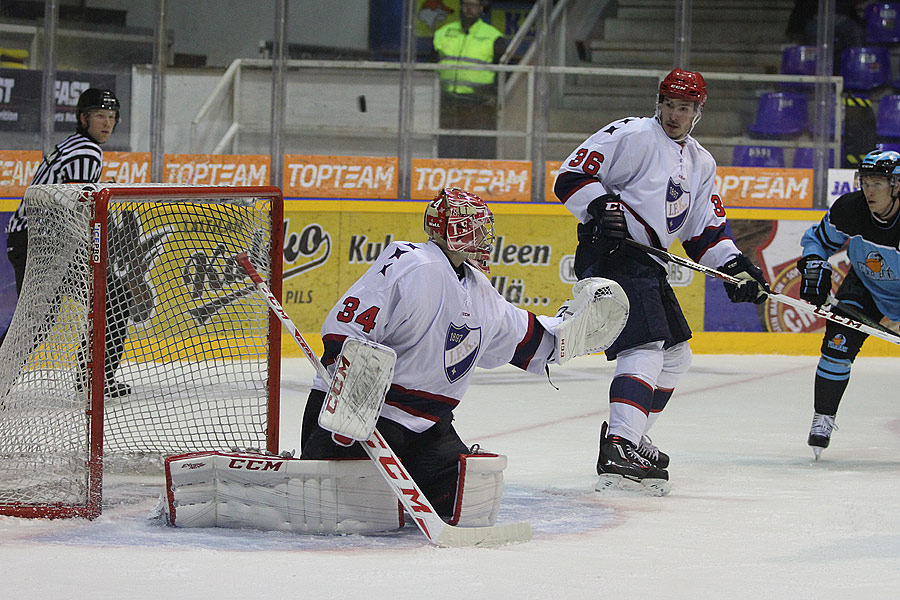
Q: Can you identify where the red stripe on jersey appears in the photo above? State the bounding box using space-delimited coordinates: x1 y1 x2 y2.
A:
511 312 543 370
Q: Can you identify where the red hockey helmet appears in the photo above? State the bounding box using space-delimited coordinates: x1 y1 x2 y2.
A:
658 68 707 107
424 187 495 273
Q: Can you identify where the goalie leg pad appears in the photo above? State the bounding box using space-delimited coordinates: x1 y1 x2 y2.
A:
163 451 402 534
449 453 507 527
555 277 629 364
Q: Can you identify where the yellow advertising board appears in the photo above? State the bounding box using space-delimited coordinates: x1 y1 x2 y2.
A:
280 200 578 342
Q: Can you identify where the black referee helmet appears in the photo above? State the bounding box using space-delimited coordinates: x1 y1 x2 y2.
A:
76 88 121 132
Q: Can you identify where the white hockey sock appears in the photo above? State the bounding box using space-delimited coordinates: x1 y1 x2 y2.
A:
644 412 661 436
608 402 647 447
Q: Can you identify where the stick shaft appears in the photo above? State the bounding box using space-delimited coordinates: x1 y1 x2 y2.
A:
623 239 900 346
235 252 329 381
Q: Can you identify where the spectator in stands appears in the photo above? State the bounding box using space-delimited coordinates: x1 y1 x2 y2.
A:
786 0 866 74
432 0 507 159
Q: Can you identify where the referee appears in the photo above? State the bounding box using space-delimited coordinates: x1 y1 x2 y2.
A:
3 88 131 397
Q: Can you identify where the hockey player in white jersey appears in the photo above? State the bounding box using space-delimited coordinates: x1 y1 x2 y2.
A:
299 188 629 519
554 68 769 494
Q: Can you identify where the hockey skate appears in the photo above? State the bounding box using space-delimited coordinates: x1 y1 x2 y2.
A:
808 413 837 460
636 434 670 469
596 422 670 496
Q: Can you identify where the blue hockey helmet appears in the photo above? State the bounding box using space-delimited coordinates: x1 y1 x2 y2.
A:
858 150 900 179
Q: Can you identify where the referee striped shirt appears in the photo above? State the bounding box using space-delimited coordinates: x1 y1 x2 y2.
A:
5 132 103 235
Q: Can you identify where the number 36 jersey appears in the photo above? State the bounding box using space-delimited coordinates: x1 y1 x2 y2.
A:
554 116 740 268
313 240 558 433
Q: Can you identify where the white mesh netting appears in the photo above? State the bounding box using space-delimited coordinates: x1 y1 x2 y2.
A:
0 184 280 514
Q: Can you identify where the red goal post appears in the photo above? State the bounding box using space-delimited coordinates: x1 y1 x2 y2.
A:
0 184 283 519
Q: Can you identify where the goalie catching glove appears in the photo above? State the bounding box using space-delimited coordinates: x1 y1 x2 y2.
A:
720 254 769 304
554 277 629 364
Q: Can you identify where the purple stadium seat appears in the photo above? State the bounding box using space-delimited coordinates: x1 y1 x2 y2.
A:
793 147 836 168
840 46 891 91
749 92 808 137
877 94 900 137
732 145 786 167
865 3 900 44
781 45 817 90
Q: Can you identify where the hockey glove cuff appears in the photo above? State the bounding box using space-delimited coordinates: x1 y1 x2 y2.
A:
586 194 627 255
797 255 833 306
720 254 769 304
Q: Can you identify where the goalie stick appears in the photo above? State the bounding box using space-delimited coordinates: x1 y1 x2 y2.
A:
623 239 900 347
234 252 533 547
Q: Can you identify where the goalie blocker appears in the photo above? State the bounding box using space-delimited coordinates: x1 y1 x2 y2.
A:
163 450 507 534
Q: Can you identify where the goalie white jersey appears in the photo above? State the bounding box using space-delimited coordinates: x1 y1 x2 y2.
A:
554 116 740 268
313 240 558 433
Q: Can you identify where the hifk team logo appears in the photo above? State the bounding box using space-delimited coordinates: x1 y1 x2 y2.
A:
444 323 481 383
665 177 690 234
857 251 896 280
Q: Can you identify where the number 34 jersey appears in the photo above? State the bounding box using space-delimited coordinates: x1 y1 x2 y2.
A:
313 240 558 433
554 116 740 268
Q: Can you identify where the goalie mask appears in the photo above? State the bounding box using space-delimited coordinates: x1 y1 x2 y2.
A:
424 188 495 273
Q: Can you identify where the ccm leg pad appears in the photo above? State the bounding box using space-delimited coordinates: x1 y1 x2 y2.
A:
162 451 402 534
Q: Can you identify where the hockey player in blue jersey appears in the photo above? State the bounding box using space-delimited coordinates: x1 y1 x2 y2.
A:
799 149 900 459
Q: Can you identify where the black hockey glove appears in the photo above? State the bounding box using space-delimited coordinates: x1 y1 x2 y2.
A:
586 194 627 255
797 255 833 307
720 254 769 304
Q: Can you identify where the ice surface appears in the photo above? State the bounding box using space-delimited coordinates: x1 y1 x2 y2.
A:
2 354 899 599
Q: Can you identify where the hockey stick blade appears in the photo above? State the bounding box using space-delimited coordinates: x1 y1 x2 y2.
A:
623 239 900 346
234 252 532 547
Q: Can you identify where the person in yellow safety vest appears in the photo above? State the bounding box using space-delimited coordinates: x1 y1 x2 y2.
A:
432 0 507 159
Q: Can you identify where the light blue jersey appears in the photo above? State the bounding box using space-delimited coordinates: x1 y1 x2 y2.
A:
801 190 900 321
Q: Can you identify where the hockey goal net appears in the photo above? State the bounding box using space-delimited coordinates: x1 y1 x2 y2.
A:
0 184 283 519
